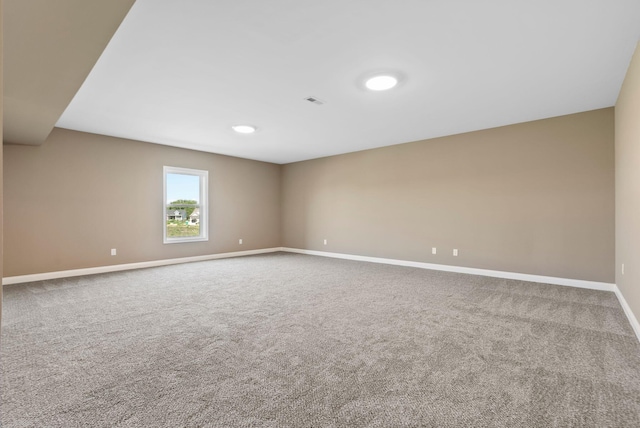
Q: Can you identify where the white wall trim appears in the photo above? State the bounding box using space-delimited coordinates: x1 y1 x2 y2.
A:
281 247 615 292
6 245 635 343
614 285 640 344
4 246 616 293
283 248 640 344
2 247 282 285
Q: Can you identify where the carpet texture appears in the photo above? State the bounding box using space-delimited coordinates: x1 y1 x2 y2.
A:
1 252 640 427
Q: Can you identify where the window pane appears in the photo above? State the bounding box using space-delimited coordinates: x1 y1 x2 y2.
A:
166 173 201 239
166 173 200 204
166 207 200 238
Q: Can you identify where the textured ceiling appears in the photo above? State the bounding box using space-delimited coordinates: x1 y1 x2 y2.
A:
54 0 640 164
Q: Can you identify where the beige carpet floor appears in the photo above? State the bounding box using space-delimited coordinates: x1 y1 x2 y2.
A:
1 252 640 427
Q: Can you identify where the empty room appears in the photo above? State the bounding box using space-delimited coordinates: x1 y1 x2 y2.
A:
2 0 640 426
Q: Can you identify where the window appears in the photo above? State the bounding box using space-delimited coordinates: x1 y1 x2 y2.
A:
163 166 208 244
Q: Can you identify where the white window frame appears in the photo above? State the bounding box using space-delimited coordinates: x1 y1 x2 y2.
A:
163 166 209 244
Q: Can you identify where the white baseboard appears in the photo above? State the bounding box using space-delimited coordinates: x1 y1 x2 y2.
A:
5 246 637 344
281 247 615 292
2 247 282 285
282 248 640 343
614 285 640 344
5 246 614 291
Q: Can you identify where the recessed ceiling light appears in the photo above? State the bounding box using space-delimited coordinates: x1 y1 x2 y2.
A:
232 125 256 134
365 75 398 91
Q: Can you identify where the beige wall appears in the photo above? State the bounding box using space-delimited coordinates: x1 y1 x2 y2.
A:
1 105 619 285
616 42 640 322
282 108 615 283
3 0 135 146
3 128 281 277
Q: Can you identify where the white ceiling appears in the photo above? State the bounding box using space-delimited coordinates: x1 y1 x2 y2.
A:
56 0 640 164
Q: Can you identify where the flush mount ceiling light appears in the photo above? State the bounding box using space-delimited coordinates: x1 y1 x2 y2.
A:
365 75 398 91
232 125 256 134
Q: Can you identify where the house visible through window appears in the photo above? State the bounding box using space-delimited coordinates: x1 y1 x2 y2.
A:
163 166 208 243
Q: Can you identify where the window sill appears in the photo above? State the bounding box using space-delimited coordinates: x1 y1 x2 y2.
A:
164 237 209 244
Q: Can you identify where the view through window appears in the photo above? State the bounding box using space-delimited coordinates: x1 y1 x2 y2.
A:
163 166 208 243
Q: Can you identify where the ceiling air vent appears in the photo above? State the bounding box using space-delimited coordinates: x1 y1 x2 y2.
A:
305 96 325 105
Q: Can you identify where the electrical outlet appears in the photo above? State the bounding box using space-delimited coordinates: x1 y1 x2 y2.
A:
111 249 117 256
239 239 243 245
323 239 327 245
432 247 437 255
453 249 458 256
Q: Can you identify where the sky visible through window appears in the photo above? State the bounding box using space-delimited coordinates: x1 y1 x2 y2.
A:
166 173 199 203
